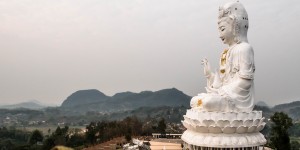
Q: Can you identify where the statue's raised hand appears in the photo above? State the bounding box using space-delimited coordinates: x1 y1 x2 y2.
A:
201 58 212 78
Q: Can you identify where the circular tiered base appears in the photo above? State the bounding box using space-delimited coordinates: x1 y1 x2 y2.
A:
182 130 266 148
181 109 267 149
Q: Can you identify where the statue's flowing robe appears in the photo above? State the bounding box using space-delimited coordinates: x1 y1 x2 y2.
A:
191 42 255 112
219 42 255 112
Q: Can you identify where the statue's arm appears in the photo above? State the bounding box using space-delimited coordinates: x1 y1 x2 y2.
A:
201 58 218 92
238 43 255 80
235 44 254 89
201 58 213 78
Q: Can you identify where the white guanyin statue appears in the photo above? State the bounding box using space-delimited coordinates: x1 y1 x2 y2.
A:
190 1 255 112
182 1 267 149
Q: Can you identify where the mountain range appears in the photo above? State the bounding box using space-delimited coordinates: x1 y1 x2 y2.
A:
1 88 300 120
60 88 190 114
58 88 300 120
0 100 48 110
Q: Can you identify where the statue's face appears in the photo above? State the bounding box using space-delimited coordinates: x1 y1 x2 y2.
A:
218 18 235 46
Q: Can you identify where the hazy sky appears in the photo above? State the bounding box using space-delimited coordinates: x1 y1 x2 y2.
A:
1 0 299 106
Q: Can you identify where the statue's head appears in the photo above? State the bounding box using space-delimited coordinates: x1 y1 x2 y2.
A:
218 1 249 45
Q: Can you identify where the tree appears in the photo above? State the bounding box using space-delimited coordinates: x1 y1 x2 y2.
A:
0 139 13 150
67 133 85 147
42 136 55 150
269 112 293 150
125 127 132 142
28 130 43 145
86 122 97 144
42 126 70 149
47 128 51 135
157 118 166 134
52 126 69 145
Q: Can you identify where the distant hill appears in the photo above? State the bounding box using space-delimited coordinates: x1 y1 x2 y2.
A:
1 92 300 125
0 100 46 110
252 100 300 120
273 101 300 111
61 89 109 108
60 88 191 114
3 88 300 122
272 101 300 119
256 101 269 107
59 89 300 120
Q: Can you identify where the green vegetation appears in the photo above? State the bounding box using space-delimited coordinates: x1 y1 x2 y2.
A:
290 123 300 137
28 130 43 145
268 112 293 150
42 126 84 150
0 105 187 130
85 116 143 145
0 127 31 149
157 118 166 134
290 136 300 143
0 115 182 149
2 96 300 149
290 136 300 150
258 111 300 150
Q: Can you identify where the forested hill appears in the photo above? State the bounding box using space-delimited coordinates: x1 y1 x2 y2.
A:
273 101 300 111
60 88 191 114
253 100 300 120
272 101 300 119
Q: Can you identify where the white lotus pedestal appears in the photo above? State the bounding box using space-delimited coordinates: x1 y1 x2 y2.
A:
181 109 267 149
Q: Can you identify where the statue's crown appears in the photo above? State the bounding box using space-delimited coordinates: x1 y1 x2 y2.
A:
219 1 248 21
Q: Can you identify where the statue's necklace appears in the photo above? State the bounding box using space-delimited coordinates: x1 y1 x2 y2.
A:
221 49 228 66
220 44 237 74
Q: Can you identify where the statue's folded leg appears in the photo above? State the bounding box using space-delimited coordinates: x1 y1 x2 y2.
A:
190 93 207 108
191 93 229 112
203 94 227 111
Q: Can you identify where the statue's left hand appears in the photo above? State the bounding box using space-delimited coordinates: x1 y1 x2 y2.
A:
201 58 212 78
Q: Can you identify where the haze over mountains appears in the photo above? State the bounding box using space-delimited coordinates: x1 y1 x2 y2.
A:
0 100 57 110
1 88 300 120
0 88 190 112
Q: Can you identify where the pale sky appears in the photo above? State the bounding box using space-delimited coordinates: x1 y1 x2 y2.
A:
1 0 299 106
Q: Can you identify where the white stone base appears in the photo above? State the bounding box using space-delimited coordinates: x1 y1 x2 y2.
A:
182 130 266 148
